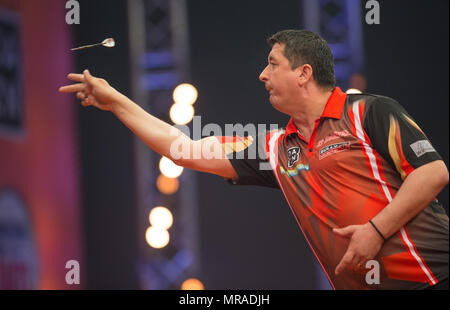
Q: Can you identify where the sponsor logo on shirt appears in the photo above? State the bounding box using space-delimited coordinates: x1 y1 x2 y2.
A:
410 140 435 158
319 142 350 160
287 147 301 168
279 163 310 177
316 130 351 148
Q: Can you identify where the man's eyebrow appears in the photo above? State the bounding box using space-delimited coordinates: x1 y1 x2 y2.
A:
268 55 276 62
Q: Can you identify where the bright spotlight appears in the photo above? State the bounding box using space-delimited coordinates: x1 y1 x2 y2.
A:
145 226 170 249
159 156 184 178
169 102 195 125
173 83 198 105
149 206 173 229
346 88 362 94
181 278 205 290
157 174 179 195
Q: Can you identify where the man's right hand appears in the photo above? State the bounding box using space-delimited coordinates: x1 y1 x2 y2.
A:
59 69 118 111
59 69 238 180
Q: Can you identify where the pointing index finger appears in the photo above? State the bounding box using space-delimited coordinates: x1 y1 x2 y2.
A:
67 73 85 82
59 83 85 93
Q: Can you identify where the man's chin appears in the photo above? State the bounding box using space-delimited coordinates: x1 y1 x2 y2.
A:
269 96 280 108
269 96 276 106
269 98 288 114
269 99 281 111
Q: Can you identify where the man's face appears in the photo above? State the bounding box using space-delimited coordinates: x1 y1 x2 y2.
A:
259 43 300 112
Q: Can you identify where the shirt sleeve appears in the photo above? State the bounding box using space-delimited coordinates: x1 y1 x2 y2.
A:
362 96 443 180
216 130 280 189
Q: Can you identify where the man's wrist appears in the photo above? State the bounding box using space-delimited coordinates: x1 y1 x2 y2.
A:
368 219 386 241
110 91 130 115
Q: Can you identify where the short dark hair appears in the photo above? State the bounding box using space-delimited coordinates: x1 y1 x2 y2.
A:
267 29 336 89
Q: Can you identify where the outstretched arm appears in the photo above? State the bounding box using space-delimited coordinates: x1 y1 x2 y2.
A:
59 70 238 179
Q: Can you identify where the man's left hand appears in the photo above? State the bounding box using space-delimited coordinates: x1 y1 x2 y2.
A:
333 223 384 276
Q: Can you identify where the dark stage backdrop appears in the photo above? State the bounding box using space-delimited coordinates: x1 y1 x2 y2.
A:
187 0 320 289
363 0 449 211
73 0 139 289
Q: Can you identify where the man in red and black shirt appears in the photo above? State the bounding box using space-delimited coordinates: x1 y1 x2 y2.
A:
220 87 448 289
218 30 449 289
60 30 448 290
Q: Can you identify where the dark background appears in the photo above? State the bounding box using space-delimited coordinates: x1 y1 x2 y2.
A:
187 0 316 289
362 0 449 210
73 0 139 289
70 0 448 289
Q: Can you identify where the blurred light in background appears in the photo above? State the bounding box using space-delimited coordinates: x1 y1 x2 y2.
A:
145 226 170 249
173 83 198 105
149 206 173 229
137 0 199 290
346 88 362 94
169 102 195 125
156 174 179 195
169 83 198 125
349 73 367 92
181 278 205 290
159 156 184 178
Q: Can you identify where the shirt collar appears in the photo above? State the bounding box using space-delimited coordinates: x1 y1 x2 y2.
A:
284 87 347 142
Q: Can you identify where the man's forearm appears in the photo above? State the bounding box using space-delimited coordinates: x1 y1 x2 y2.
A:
371 160 449 239
110 91 189 161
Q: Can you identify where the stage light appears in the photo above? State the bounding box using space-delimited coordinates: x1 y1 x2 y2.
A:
145 226 170 249
173 83 198 105
159 156 183 178
181 278 205 290
157 174 179 195
149 206 173 229
169 102 195 125
346 88 362 94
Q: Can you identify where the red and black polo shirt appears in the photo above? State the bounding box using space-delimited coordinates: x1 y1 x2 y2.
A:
216 87 448 290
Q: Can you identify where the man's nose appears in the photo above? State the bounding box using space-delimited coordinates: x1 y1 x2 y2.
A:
259 66 268 82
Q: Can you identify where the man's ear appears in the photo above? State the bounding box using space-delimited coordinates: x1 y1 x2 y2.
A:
296 64 313 86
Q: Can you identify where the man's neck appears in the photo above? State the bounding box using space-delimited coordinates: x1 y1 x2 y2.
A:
290 87 333 139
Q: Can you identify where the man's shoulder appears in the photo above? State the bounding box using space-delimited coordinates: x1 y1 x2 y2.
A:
346 92 398 104
345 92 402 112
